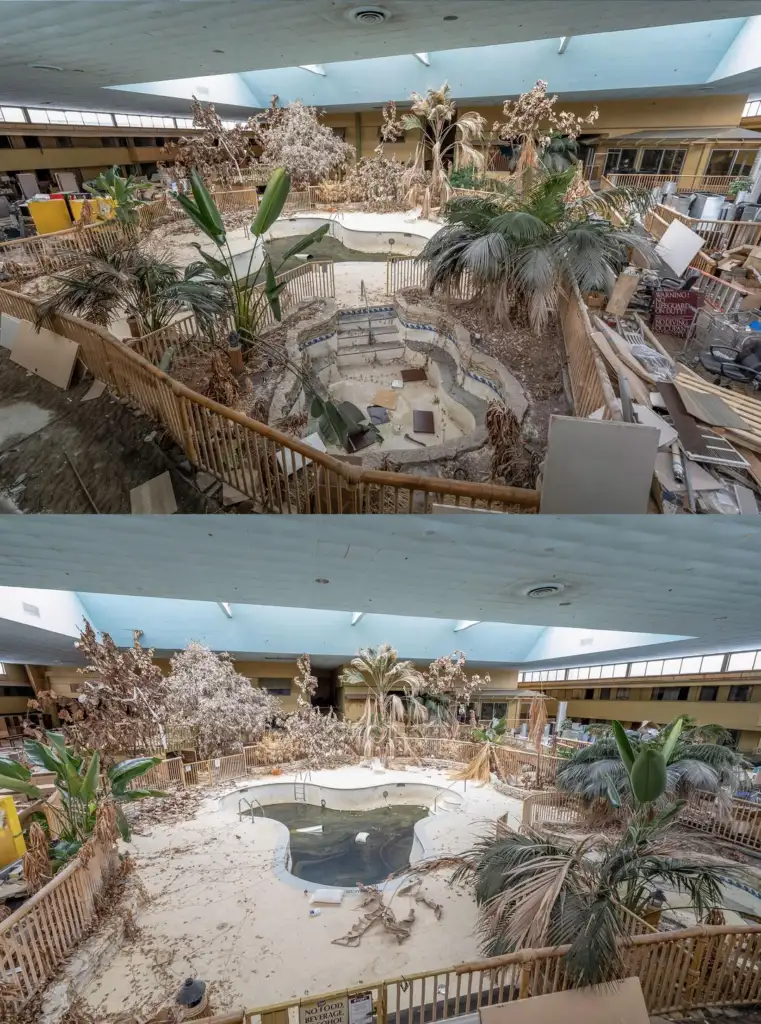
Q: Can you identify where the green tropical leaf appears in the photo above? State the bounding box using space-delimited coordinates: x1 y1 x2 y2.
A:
81 751 100 804
0 758 32 782
251 167 291 236
264 260 283 321
108 757 162 795
661 717 684 763
189 169 225 241
276 223 330 266
23 739 62 773
611 721 635 775
630 747 667 805
190 243 231 278
114 805 132 842
0 774 41 799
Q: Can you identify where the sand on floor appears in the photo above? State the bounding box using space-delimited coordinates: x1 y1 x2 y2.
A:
68 766 522 1021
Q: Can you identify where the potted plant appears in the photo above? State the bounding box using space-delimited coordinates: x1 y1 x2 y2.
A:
727 176 755 203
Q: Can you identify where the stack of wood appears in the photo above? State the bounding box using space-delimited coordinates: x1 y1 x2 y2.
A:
713 245 761 311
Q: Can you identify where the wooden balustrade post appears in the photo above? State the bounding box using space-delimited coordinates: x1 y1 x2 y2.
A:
176 393 198 464
518 962 531 999
376 983 387 1024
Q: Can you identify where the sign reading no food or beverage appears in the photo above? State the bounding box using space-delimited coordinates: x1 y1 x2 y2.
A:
300 996 349 1024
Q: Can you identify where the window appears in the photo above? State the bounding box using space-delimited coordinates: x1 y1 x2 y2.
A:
0 107 24 123
706 149 758 177
133 137 156 147
616 688 630 700
517 672 524 682
568 668 579 680
0 136 11 149
680 657 702 674
599 688 611 700
480 702 494 720
700 686 718 701
728 651 755 672
662 659 682 675
652 686 689 701
729 685 752 702
630 662 647 677
54 137 74 148
0 663 5 675
639 149 686 175
22 135 43 149
262 687 290 696
745 100 761 118
493 702 507 719
588 667 602 679
613 664 628 678
600 666 616 678
646 661 665 676
700 654 724 673
175 117 193 130
584 688 594 700
604 148 637 174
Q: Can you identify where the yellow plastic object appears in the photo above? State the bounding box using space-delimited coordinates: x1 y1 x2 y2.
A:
0 795 26 868
27 197 115 235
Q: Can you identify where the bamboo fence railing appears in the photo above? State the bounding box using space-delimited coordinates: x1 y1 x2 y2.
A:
0 836 118 1008
607 173 736 194
0 284 539 514
0 188 261 280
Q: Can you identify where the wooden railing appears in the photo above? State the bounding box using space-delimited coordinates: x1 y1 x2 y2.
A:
0 287 539 513
655 202 761 253
0 836 118 1008
0 188 260 280
608 173 736 194
243 923 761 1024
130 261 337 367
385 255 476 298
682 791 761 851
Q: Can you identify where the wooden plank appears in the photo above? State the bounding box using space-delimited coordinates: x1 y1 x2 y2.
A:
589 331 651 405
412 410 435 434
605 269 640 316
372 388 398 411
9 318 79 390
400 367 428 383
130 471 177 514
658 383 710 456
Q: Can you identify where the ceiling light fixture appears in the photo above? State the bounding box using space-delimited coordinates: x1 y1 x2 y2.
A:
443 15 458 21
414 53 430 66
299 64 327 76
315 578 330 585
218 602 232 618
558 36 572 54
351 612 364 626
29 63 63 72
453 620 480 632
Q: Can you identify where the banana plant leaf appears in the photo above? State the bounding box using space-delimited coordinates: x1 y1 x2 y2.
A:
108 757 163 795
251 168 291 236
0 774 42 799
0 758 32 781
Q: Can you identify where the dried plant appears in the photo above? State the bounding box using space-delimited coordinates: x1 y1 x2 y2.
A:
253 100 354 186
420 651 489 727
204 348 240 406
379 83 486 209
341 645 427 765
22 822 51 893
283 655 354 768
332 880 441 947
164 642 282 759
162 98 255 188
485 400 540 488
493 81 598 188
30 622 170 760
342 156 407 210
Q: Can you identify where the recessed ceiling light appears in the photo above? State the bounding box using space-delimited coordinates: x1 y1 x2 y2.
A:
443 15 458 20
29 63 63 72
213 49 225 53
315 578 330 584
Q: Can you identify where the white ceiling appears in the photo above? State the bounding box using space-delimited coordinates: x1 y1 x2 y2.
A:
0 518 760 659
3 0 760 115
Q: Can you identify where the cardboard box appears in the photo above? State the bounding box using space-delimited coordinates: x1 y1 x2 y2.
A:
744 246 761 274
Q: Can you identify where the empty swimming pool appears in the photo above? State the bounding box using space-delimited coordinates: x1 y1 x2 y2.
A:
251 802 428 886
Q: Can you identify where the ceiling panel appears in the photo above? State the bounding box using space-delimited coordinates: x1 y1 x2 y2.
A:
1 1 759 113
0 518 760 651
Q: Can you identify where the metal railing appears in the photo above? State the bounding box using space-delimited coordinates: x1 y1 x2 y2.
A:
655 202 761 254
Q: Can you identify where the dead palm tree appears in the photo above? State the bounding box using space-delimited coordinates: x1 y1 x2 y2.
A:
340 645 427 765
453 810 731 986
36 229 227 336
419 168 654 333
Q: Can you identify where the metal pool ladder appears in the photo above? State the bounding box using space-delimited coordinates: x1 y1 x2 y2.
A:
238 796 265 821
294 770 312 802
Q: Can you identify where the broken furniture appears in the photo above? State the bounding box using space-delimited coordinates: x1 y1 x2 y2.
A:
366 405 390 426
699 341 761 390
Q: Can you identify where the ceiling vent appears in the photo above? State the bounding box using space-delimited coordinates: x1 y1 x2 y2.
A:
525 584 565 600
22 602 40 617
348 6 390 25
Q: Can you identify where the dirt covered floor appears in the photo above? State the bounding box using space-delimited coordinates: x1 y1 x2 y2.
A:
0 349 220 514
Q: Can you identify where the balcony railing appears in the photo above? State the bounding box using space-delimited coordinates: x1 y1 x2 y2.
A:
608 173 737 194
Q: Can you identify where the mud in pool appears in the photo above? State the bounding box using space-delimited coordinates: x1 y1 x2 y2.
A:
258 802 428 886
264 233 392 274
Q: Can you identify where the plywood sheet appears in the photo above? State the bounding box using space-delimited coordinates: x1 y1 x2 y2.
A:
540 416 658 514
479 977 648 1024
412 409 435 434
589 330 651 405
676 385 749 431
372 388 398 411
9 318 79 390
275 432 327 476
632 403 678 449
0 314 22 352
655 218 706 276
400 367 428 383
130 471 177 515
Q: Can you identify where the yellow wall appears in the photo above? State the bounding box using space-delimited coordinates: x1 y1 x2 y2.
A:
0 145 163 177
